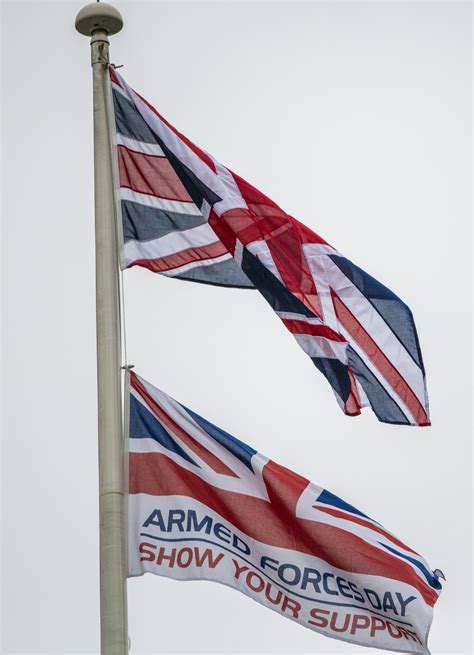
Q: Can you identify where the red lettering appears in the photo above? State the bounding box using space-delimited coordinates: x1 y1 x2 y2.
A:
246 571 265 593
264 583 283 606
329 612 350 633
232 559 249 579
398 626 423 644
194 548 224 569
370 617 386 637
281 596 301 618
139 542 156 562
308 608 330 628
387 621 403 639
350 614 370 634
404 628 422 645
156 547 177 567
177 547 193 568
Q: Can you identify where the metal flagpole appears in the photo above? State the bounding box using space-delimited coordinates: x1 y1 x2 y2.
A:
75 3 128 654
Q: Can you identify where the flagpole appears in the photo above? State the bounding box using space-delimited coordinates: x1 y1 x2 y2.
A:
75 4 128 654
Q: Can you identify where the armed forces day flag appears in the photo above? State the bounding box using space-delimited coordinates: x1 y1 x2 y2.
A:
128 372 442 653
111 68 430 426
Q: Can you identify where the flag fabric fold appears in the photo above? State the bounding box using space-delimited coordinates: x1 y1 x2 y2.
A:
127 372 441 653
111 67 430 426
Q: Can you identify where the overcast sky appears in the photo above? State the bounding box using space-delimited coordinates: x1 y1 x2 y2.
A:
1 1 472 654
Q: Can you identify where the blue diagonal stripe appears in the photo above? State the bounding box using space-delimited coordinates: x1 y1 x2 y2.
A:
130 394 199 467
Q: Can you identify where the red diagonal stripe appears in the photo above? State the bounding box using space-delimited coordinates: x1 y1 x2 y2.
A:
129 240 228 273
109 66 121 86
282 319 346 342
131 374 238 478
344 366 362 416
331 290 430 426
118 146 193 203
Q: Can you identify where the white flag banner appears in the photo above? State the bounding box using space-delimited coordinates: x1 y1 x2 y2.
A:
127 372 443 654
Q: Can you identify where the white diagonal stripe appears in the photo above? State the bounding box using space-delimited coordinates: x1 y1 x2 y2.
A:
276 311 324 325
303 244 340 332
247 240 283 283
293 334 348 363
161 253 232 277
123 223 219 266
116 133 165 157
120 187 201 216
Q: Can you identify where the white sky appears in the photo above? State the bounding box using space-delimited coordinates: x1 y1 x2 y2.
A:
1 1 472 654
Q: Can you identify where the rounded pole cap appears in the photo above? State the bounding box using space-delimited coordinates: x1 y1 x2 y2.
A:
75 2 123 36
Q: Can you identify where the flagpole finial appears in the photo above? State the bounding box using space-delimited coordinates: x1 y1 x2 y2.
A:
75 1 123 36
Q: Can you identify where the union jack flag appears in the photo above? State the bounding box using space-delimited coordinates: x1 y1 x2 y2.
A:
128 372 442 653
112 68 430 426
